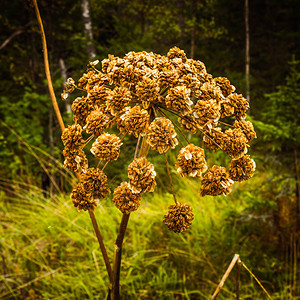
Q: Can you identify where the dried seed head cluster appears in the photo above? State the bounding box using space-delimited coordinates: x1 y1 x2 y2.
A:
62 46 256 233
176 144 207 177
163 203 194 233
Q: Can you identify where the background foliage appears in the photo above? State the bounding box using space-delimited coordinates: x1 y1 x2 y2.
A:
0 0 299 299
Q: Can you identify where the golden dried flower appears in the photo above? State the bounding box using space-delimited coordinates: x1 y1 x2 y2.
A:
78 71 95 91
136 77 160 109
221 128 248 159
63 77 76 93
61 124 84 150
91 133 123 161
128 157 156 193
112 181 141 214
118 105 150 137
163 203 194 233
71 183 97 211
176 144 207 177
88 85 111 108
214 77 235 97
81 168 111 199
106 86 132 115
226 93 249 119
199 165 234 197
158 68 179 89
167 46 187 62
84 110 110 137
233 120 256 143
178 111 198 134
197 82 223 102
86 72 108 92
202 127 223 151
193 99 220 128
63 149 88 173
146 117 178 154
165 86 193 115
228 155 256 182
71 96 93 127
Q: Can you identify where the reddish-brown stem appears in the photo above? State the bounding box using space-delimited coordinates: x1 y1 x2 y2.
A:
164 153 177 204
89 210 113 283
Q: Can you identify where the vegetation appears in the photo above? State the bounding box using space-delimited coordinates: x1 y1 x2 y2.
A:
0 0 299 299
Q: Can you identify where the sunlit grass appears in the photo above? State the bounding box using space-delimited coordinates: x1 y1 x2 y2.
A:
0 173 297 299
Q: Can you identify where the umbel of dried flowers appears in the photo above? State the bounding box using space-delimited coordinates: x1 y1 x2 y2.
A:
62 46 256 233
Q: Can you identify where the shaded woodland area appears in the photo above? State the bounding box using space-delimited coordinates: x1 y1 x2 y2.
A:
0 0 300 299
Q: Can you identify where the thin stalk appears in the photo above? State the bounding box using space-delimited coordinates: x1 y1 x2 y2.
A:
134 135 142 159
102 161 109 171
158 108 190 145
211 254 240 300
236 258 241 300
89 210 113 283
164 153 177 204
32 0 65 132
241 262 273 300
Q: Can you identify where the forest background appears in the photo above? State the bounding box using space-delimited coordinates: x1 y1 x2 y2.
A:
0 0 299 299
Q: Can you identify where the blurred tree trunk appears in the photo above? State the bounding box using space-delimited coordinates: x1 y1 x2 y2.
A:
245 0 250 103
81 0 96 59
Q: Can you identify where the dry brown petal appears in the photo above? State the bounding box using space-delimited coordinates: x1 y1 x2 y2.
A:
233 120 256 142
71 183 97 211
228 155 256 182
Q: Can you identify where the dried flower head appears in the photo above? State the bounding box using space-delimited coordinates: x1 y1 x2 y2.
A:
167 46 187 62
91 133 123 161
112 182 141 214
193 99 220 128
228 155 256 182
71 183 97 211
84 110 110 137
88 85 111 108
226 93 249 119
178 111 198 134
61 124 84 150
165 86 193 116
146 117 178 154
202 127 223 151
77 71 95 91
214 77 235 97
233 119 256 143
106 86 132 115
63 148 88 173
118 105 150 137
71 96 93 127
200 165 234 197
63 77 76 93
81 168 111 199
176 144 207 177
221 128 248 159
128 157 156 193
136 77 160 109
163 203 194 233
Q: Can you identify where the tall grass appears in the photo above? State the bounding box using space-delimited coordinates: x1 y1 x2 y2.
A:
1 171 298 299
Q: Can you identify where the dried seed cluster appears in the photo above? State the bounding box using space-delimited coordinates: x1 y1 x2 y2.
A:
62 46 256 232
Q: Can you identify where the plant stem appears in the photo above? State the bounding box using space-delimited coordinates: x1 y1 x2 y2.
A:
32 0 65 132
164 153 177 204
89 210 113 283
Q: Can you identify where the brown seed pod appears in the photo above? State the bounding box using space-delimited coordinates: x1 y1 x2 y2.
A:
165 86 193 116
71 96 93 127
233 119 256 143
221 128 248 159
146 117 178 154
118 105 150 137
91 133 123 161
202 127 223 152
63 148 88 173
81 168 111 199
84 110 110 137
214 77 235 97
176 144 207 178
226 93 249 119
106 86 132 115
136 77 160 109
193 99 220 128
199 165 234 197
61 124 84 150
167 46 187 62
112 182 141 214
228 155 256 182
128 157 156 194
163 203 194 233
71 183 97 211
